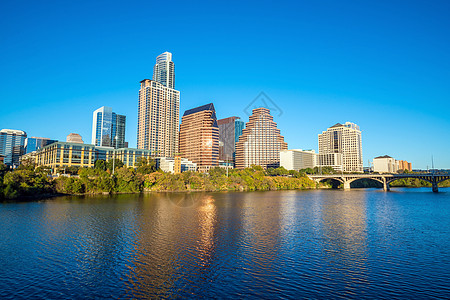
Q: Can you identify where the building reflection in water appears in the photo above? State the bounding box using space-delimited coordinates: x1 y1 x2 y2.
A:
319 191 369 290
124 192 218 298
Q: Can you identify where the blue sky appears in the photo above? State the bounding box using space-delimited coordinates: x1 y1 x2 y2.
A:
1 0 449 169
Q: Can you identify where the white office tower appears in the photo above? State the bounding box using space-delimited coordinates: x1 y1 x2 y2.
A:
318 122 363 173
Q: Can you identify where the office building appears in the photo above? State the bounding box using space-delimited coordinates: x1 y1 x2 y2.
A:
373 155 398 173
66 133 84 144
27 141 155 171
280 149 316 171
179 103 219 172
235 108 288 169
398 160 412 171
318 122 363 172
158 156 197 173
316 153 343 172
91 106 126 149
218 116 245 165
0 129 27 167
25 137 57 154
137 52 180 157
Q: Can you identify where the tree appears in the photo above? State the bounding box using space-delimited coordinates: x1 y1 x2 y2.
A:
95 159 107 171
106 159 124 172
136 157 157 174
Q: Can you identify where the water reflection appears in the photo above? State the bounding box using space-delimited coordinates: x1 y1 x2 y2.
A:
1 189 449 299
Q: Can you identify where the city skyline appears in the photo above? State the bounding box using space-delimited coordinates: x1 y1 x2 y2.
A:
1 1 450 169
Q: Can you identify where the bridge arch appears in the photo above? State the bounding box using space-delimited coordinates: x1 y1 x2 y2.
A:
346 177 384 188
386 176 433 186
315 177 344 189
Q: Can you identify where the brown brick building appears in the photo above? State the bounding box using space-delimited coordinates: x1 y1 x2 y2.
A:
179 103 219 172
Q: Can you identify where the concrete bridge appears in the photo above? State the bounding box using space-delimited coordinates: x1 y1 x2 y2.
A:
308 173 450 192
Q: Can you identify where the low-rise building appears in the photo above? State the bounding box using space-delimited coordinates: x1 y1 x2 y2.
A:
29 141 154 171
280 149 316 171
157 157 197 173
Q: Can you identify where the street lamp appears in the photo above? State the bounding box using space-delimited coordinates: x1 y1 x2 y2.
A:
112 136 118 175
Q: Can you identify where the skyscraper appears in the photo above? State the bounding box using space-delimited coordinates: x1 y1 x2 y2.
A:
137 52 180 157
91 106 126 149
318 122 363 172
235 108 288 169
218 116 244 164
153 51 175 89
0 129 27 167
25 137 58 153
179 103 219 172
66 133 84 144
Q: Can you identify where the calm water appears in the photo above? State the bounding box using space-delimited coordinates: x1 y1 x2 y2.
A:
1 188 450 299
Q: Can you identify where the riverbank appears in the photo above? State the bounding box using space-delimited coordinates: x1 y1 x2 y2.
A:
1 164 321 201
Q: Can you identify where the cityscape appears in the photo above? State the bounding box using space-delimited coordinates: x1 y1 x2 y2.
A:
1 1 449 299
1 52 416 175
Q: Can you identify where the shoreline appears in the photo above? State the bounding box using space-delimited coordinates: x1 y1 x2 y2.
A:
4 185 448 203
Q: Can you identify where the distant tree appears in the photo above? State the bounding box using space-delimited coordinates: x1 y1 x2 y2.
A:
95 159 107 171
136 157 157 174
106 159 124 172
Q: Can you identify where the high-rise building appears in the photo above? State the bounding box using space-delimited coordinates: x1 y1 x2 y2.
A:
318 122 363 172
218 116 245 164
66 133 84 144
25 137 58 153
91 106 126 149
153 52 175 89
137 52 180 157
179 103 219 172
235 108 288 169
0 129 27 167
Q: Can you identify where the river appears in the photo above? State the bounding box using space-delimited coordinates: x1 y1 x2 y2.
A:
1 188 449 299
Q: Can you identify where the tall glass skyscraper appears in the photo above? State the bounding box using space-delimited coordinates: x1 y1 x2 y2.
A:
218 116 245 165
0 129 27 167
91 106 126 149
138 52 180 157
153 52 175 89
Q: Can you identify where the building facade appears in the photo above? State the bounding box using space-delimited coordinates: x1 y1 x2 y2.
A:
373 155 398 173
397 160 412 171
25 137 58 154
29 141 154 171
280 149 316 171
179 103 219 171
316 153 344 172
137 52 179 157
235 108 288 169
218 116 245 165
157 156 197 173
318 122 363 172
153 52 175 89
66 133 84 144
91 106 126 149
0 129 27 167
